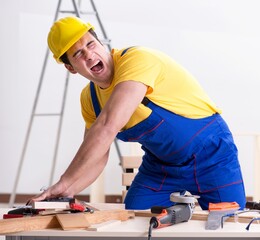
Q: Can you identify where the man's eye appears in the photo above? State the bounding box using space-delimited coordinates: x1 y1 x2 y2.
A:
74 51 83 59
88 42 95 48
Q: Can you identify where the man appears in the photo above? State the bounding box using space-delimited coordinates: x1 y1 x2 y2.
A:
31 16 246 210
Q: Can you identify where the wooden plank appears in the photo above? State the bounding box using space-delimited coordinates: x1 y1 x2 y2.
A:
121 156 142 169
86 202 125 210
31 200 71 210
122 172 136 186
56 213 90 230
0 214 61 235
0 209 134 234
121 156 141 202
134 210 260 224
83 209 135 224
88 220 121 231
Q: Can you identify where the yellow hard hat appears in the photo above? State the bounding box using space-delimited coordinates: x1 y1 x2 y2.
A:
47 16 94 63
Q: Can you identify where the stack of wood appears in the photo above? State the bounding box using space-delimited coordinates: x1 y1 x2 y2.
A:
0 200 134 234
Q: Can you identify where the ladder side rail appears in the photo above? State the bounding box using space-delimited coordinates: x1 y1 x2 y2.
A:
89 1 123 166
49 71 70 186
72 0 81 17
8 0 63 207
8 49 51 207
89 0 111 51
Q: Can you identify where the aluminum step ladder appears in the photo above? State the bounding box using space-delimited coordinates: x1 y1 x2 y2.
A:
9 0 122 207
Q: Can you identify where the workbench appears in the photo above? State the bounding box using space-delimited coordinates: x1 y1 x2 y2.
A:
1 208 260 240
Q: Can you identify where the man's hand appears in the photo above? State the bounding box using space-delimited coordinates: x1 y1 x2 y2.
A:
27 179 71 205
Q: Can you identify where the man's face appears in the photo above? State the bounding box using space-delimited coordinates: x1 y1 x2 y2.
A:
66 32 114 89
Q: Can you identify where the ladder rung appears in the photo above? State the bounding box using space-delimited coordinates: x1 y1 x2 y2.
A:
59 10 76 14
59 10 97 15
101 39 111 44
34 113 61 116
80 10 97 15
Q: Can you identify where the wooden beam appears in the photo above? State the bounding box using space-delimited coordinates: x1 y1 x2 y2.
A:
0 214 60 235
121 156 142 169
122 172 137 186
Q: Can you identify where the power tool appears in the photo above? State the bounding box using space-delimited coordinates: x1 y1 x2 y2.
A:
148 192 199 240
246 201 260 210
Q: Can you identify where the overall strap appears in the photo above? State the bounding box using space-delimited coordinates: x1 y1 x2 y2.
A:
141 96 151 106
90 82 101 117
121 46 152 106
120 46 135 56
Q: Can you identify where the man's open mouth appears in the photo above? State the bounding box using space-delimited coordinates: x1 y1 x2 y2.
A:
91 61 104 72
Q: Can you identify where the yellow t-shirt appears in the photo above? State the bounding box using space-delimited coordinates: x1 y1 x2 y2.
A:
80 47 222 130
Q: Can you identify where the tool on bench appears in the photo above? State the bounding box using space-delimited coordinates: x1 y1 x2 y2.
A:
3 197 94 219
246 201 260 210
3 206 43 219
147 192 199 240
32 197 94 212
205 201 240 230
31 197 74 209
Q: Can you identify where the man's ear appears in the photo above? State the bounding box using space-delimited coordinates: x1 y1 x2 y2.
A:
65 64 77 74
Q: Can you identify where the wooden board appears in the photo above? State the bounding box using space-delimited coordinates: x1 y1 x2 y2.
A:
121 156 142 169
122 172 137 186
0 209 134 234
134 210 260 224
31 200 71 210
56 213 90 230
0 214 61 235
84 209 135 224
85 202 125 211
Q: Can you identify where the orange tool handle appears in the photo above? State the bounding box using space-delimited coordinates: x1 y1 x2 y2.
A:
209 202 240 211
153 209 172 228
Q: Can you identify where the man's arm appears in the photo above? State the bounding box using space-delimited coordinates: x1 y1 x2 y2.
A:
61 128 110 196
30 80 147 201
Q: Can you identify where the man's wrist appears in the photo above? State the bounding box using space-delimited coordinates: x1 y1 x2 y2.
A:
59 175 75 197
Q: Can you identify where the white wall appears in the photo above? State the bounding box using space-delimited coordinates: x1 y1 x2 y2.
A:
0 0 260 198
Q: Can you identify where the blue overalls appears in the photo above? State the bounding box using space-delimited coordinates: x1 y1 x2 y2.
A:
90 85 246 211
